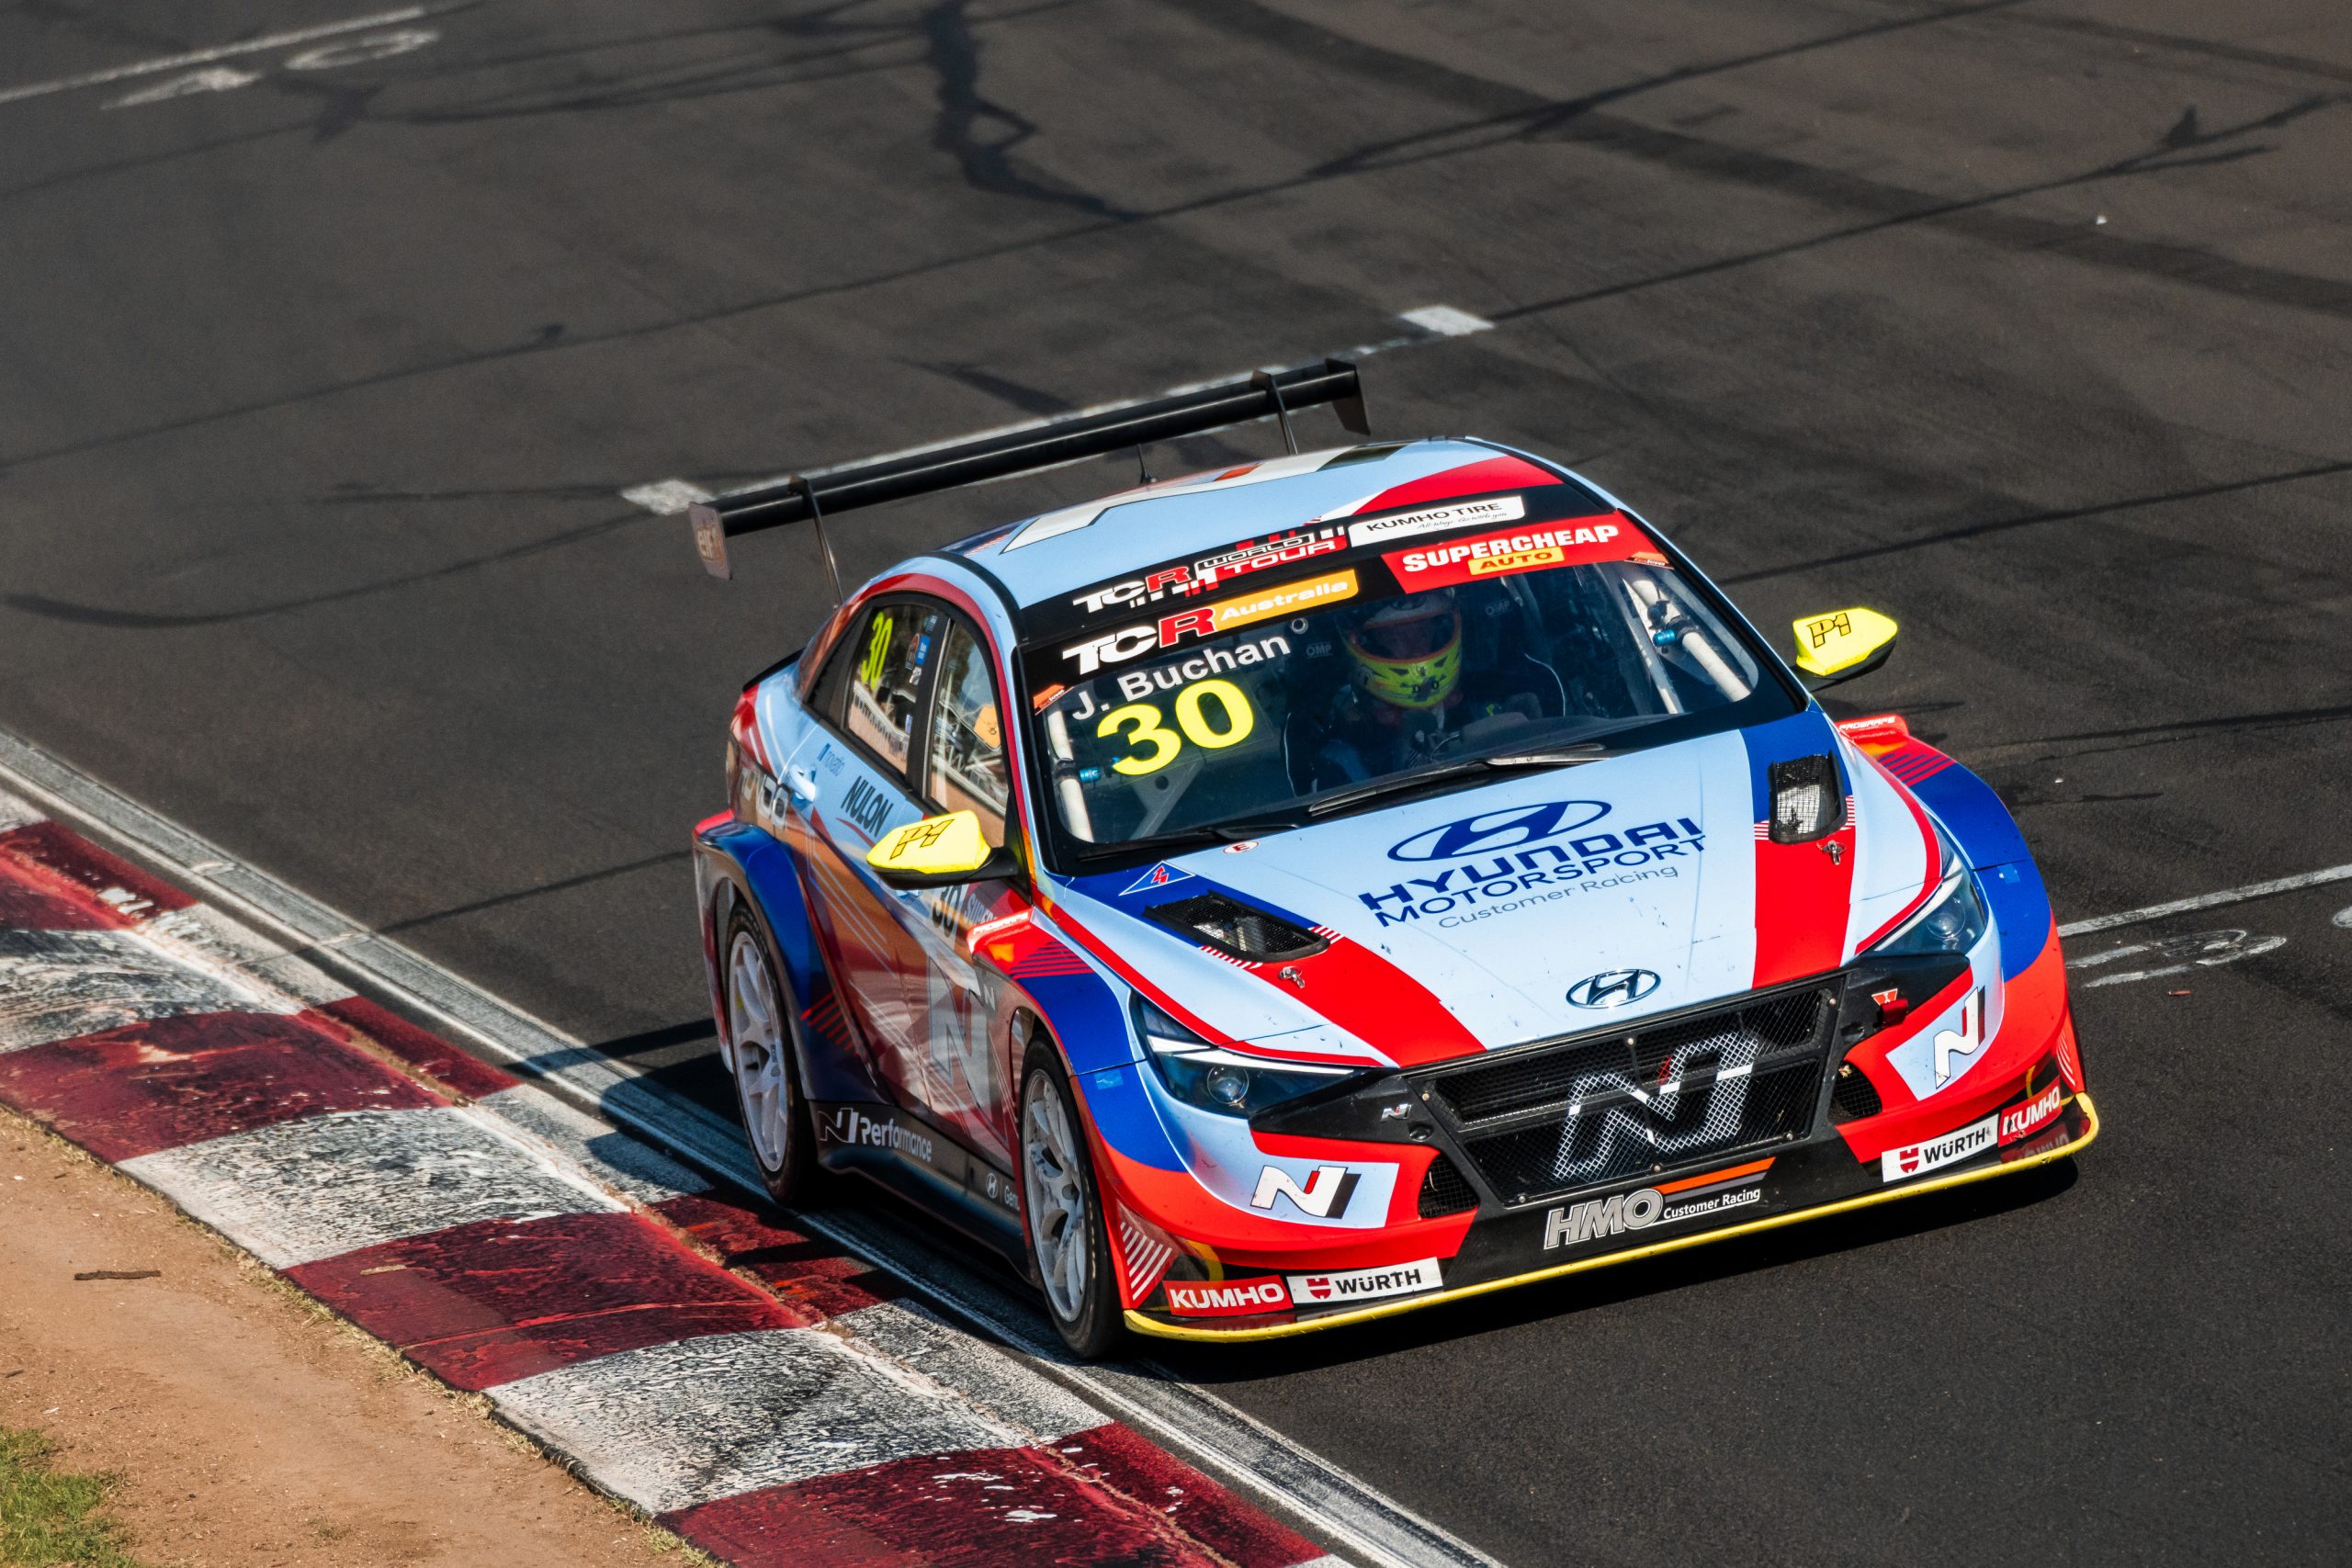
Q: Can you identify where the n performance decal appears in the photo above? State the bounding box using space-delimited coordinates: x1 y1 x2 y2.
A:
1250 1163 1360 1219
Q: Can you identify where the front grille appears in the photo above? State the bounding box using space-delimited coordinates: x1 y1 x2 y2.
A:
1830 1058 1883 1122
1419 984 1838 1207
1417 1153 1478 1217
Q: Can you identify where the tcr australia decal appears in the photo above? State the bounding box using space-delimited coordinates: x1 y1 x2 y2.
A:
1059 570 1357 674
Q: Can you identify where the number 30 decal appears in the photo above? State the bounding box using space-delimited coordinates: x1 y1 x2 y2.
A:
1095 679 1256 775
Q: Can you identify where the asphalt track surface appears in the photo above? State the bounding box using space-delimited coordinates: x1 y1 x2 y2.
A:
2 2 2347 1562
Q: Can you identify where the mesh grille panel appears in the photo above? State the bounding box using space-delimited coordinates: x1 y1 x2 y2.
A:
1417 1153 1478 1218
1422 985 1838 1207
1830 1059 1883 1122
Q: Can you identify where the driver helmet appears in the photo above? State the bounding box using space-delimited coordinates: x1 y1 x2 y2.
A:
1346 592 1462 710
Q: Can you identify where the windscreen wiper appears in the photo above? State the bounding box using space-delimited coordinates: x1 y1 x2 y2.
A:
1305 745 1606 819
1071 818 1303 867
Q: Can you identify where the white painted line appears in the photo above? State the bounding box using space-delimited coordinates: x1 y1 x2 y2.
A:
121 1106 622 1269
2057 862 2352 937
476 1083 711 1204
1396 305 1495 337
0 6 432 107
0 724 1486 1568
0 789 43 834
104 66 262 109
624 307 1499 516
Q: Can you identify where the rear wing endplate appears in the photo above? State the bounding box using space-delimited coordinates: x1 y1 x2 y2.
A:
686 358 1369 588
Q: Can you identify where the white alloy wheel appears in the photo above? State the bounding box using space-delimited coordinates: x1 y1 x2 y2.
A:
728 928 794 1172
1022 1068 1092 1322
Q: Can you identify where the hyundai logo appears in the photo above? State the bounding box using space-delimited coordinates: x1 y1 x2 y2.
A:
1387 800 1611 863
1565 969 1662 1009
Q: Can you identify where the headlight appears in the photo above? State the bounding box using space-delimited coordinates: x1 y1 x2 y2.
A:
1133 997 1355 1117
1872 829 1990 956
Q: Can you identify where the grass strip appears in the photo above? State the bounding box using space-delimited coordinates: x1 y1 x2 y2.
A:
0 1426 144 1568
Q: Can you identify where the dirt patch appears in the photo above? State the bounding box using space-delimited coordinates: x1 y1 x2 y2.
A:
0 1109 688 1568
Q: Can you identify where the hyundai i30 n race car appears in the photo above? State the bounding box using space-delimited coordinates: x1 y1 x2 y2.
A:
686 363 2098 1354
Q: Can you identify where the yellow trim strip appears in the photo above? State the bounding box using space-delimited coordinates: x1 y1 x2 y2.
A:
1126 1092 2101 1343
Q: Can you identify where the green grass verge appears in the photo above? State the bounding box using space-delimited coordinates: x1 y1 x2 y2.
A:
0 1426 144 1568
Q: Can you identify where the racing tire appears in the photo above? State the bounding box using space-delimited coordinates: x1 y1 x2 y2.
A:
721 904 820 1208
1019 1044 1127 1359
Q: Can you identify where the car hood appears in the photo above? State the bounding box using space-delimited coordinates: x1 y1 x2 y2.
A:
1046 710 1939 1068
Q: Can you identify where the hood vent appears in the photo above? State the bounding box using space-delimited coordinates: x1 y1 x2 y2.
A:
1148 894 1328 964
1769 753 1841 843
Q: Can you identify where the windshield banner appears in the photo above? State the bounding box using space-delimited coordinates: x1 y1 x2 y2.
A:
1384 513 1654 590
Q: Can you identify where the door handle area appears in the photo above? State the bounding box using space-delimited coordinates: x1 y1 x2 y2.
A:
785 765 818 803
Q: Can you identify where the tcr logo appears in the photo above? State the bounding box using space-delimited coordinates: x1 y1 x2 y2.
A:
1250 1164 1360 1219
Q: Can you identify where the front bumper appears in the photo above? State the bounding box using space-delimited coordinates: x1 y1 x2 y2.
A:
1125 1088 2098 1341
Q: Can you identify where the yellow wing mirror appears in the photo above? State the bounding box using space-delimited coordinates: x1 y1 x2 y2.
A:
1790 607 1899 689
865 810 1018 889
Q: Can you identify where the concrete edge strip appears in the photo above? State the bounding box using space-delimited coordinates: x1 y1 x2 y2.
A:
0 728 1489 1568
0 791 1342 1567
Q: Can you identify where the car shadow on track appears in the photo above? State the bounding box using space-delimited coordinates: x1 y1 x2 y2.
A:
1152 1159 2081 1383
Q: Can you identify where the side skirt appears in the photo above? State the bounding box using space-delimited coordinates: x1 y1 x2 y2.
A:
810 1099 1025 1262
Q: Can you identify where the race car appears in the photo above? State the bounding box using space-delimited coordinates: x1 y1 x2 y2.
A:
686 360 2098 1354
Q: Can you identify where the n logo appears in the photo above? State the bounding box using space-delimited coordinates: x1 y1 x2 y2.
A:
1933 989 1986 1087
1250 1164 1360 1219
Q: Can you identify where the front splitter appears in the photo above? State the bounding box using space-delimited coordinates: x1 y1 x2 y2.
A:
1127 1090 2102 1343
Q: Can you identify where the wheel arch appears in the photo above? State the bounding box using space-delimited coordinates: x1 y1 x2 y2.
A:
695 819 875 1104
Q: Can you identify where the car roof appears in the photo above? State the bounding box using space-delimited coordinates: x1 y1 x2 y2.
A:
947 436 1578 611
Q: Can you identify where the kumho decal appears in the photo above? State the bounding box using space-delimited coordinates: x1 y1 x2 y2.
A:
1385 515 1647 590
1340 494 1525 548
1164 1277 1292 1317
1361 812 1708 927
1999 1082 2064 1145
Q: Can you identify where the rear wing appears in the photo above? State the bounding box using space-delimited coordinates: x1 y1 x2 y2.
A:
686 357 1370 590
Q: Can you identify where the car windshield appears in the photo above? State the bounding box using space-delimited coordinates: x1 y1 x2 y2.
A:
1018 497 1795 856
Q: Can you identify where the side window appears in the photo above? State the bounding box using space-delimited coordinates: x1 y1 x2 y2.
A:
925 621 1011 848
841 602 943 781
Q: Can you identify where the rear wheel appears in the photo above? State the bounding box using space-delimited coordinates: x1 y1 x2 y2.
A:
723 906 818 1206
1020 1046 1125 1358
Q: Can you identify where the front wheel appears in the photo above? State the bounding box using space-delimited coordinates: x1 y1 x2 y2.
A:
723 907 819 1207
1019 1048 1126 1358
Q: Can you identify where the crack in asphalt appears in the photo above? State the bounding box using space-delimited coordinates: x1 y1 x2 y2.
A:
920 0 1136 220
